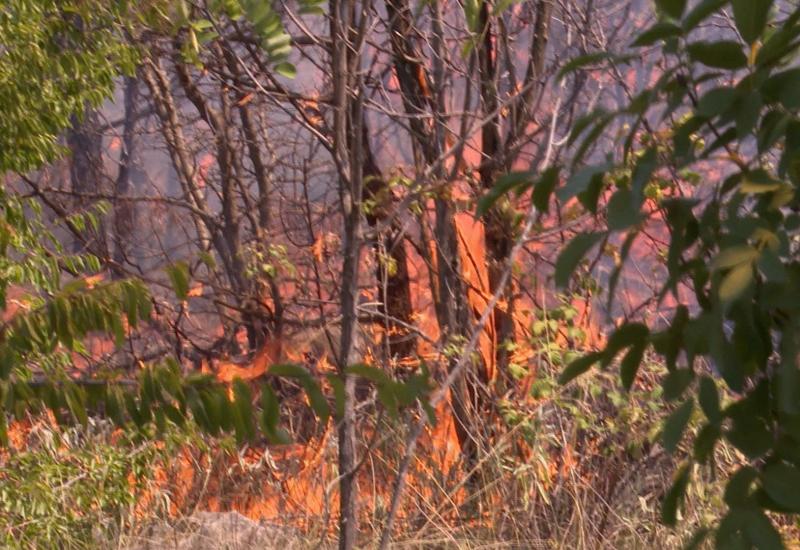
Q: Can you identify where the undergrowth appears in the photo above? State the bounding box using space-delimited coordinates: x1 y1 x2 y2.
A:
0 418 183 550
0 300 761 550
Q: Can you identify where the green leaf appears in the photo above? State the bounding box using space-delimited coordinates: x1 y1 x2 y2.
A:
740 175 783 194
716 510 748 549
696 87 738 118
662 398 694 453
631 148 657 204
727 415 773 459
203 388 227 434
653 305 689 370
477 171 533 217
602 322 650 367
698 376 721 422
731 0 772 44
693 423 721 463
568 109 610 147
558 351 603 385
578 173 606 214
778 336 800 414
631 22 683 47
232 378 256 443
533 167 559 214
655 0 687 19
620 341 647 391
725 466 758 506
104 386 125 426
463 0 480 33
684 527 711 550
712 245 760 271
558 162 610 202
719 263 754 302
683 0 727 31
663 369 695 401
687 41 747 69
661 463 691 526
377 384 400 418
0 408 7 447
260 385 290 444
327 374 346 420
743 509 784 550
762 463 800 512
554 232 604 288
166 261 190 300
274 61 297 79
346 363 392 385
736 92 763 138
757 23 800 66
268 363 311 378
739 168 782 192
607 188 641 231
65 385 88 427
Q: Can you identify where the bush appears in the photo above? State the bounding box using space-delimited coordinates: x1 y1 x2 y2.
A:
0 418 170 550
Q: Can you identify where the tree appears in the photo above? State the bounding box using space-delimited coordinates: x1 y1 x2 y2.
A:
0 0 147 443
0 0 137 173
544 0 800 547
0 0 343 461
9 0 731 548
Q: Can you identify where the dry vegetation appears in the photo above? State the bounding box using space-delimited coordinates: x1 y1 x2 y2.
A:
8 0 800 548
2 357 741 549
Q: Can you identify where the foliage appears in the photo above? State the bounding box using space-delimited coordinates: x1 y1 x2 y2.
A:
0 185 154 443
545 1 800 547
0 0 138 172
0 0 325 173
0 419 176 550
176 0 325 76
0 0 434 460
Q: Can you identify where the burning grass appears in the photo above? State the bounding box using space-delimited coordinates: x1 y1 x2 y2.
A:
1 357 753 549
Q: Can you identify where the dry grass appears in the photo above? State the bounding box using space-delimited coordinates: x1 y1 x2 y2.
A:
1 363 748 550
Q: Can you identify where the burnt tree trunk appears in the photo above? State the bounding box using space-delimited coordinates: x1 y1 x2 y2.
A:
478 0 554 392
361 124 415 361
385 0 484 473
476 2 515 388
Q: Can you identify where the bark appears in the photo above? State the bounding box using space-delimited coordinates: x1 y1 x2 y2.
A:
361 123 415 361
509 0 554 143
385 0 484 471
330 0 360 545
67 109 108 259
479 0 554 389
113 75 144 277
476 2 515 384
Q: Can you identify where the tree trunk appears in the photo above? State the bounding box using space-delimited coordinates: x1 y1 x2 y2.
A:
67 109 108 259
479 0 554 390
361 123 415 361
330 0 361 545
113 75 144 278
384 0 486 471
476 2 514 384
